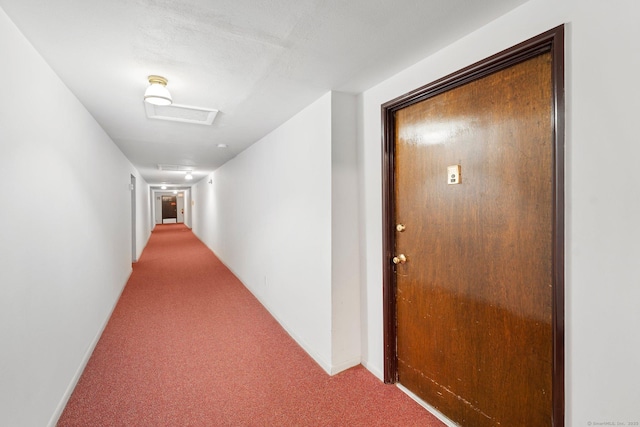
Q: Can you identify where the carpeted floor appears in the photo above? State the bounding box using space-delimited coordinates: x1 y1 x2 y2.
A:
57 224 444 426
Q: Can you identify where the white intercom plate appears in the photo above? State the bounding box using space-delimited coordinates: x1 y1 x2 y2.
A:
447 165 461 185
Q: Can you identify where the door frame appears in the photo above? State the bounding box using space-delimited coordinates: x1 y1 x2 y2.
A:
381 26 565 425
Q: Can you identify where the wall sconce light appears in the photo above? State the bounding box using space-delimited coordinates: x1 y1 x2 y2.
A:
144 75 172 106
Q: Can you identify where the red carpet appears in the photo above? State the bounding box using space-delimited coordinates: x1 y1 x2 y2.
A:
58 224 444 426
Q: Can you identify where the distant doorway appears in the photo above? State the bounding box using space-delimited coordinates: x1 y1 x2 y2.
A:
161 195 178 224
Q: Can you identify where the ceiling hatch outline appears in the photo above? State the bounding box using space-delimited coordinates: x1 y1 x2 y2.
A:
157 164 196 172
144 102 219 125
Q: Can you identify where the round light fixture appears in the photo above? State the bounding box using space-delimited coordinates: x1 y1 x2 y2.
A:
185 171 193 180
144 75 172 106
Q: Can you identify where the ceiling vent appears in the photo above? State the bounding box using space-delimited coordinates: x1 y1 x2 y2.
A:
145 103 218 125
157 164 195 172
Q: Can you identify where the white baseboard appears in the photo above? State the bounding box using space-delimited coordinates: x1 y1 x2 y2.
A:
361 360 384 381
197 244 347 376
179 233 361 377
47 269 131 427
396 383 459 427
330 356 361 375
249 289 334 375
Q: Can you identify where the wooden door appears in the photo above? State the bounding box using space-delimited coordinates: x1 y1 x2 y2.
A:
384 29 564 427
162 196 177 221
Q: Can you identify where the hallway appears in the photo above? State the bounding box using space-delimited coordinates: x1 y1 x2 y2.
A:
5 2 640 425
57 224 443 426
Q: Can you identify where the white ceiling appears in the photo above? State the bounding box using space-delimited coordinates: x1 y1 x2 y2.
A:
1 0 527 187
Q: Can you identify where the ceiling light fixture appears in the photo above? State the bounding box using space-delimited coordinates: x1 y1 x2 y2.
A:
144 75 172 106
185 171 193 180
161 185 167 190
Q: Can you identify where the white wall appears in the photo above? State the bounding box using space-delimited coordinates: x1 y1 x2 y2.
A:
0 7 150 427
154 192 163 224
133 177 152 262
192 92 360 374
184 188 193 228
330 93 361 372
358 0 640 425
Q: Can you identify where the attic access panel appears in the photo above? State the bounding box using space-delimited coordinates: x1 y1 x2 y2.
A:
144 103 218 125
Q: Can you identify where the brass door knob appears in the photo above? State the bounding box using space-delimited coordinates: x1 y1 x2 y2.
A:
392 254 407 264
396 224 406 232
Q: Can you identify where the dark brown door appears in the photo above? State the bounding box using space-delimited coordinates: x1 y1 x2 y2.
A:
162 196 177 221
393 52 554 426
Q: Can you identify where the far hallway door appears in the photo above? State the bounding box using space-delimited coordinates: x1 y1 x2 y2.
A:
162 195 178 224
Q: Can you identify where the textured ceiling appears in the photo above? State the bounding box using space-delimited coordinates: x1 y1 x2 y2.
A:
0 0 527 187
